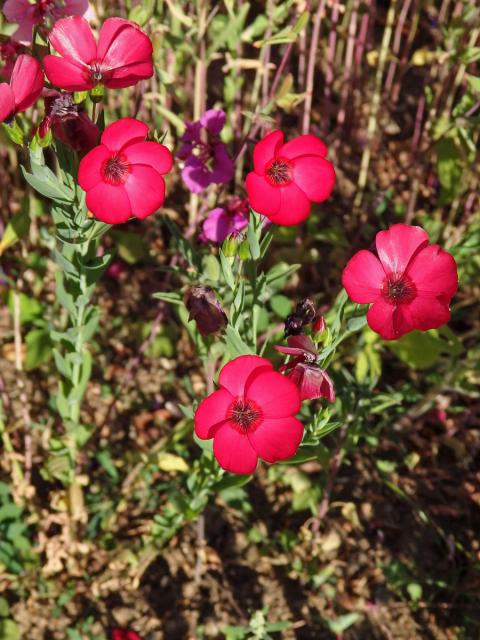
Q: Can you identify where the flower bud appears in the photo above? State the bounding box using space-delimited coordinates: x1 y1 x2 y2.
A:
222 233 238 257
184 285 228 337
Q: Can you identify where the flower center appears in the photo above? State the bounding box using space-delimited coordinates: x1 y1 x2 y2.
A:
227 398 262 433
382 273 417 305
265 157 293 186
89 61 105 83
102 154 130 185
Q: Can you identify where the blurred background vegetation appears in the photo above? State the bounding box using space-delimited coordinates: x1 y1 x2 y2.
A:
0 0 479 638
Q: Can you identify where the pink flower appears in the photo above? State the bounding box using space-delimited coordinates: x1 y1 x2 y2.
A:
194 355 303 474
275 336 335 402
78 118 173 224
0 54 43 123
3 0 91 45
245 130 336 226
202 196 249 243
112 629 142 640
178 109 233 193
39 90 99 152
342 224 458 340
43 16 153 92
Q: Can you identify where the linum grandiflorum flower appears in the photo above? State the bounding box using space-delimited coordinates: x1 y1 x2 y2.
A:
245 130 336 226
0 54 43 123
202 196 249 243
342 224 458 340
39 91 99 152
178 109 233 193
78 118 173 224
184 285 228 336
43 16 153 92
2 0 90 44
112 628 142 640
194 355 303 474
275 335 335 402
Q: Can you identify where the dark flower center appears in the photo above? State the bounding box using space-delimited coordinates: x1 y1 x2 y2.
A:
102 154 130 185
50 93 78 119
382 273 417 305
228 398 262 433
265 157 293 186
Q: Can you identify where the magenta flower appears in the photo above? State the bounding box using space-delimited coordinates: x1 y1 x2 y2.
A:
43 16 153 92
202 196 249 243
178 109 233 193
0 54 43 123
3 0 91 45
195 355 303 474
275 335 335 402
342 224 458 340
0 38 26 81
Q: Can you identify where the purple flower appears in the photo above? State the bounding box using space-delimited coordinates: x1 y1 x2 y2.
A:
178 109 234 194
202 196 249 243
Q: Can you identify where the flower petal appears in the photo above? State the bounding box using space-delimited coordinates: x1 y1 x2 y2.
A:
376 224 429 275
0 84 15 122
367 299 412 340
200 109 225 135
246 370 300 418
279 134 328 159
48 16 96 65
78 144 111 191
10 55 43 112
43 55 92 91
194 388 233 439
85 183 132 224
253 130 283 174
104 63 154 88
245 172 281 217
248 416 304 463
123 165 166 219
269 182 310 226
101 118 148 151
123 141 173 175
202 208 248 243
218 355 272 397
292 155 336 202
406 244 458 300
213 423 258 474
402 296 451 332
97 18 153 73
342 250 385 303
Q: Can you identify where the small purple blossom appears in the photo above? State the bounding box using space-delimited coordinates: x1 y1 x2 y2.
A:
202 197 250 243
178 109 234 194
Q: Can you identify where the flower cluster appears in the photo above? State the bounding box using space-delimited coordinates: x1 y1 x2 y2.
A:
1 6 460 480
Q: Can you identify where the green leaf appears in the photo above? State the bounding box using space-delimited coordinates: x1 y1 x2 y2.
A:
84 252 113 285
387 330 460 369
407 582 422 602
225 325 253 357
153 291 184 305
435 137 464 204
0 208 30 255
0 619 21 640
25 329 52 370
247 216 261 260
327 612 361 634
219 250 235 290
270 294 292 318
21 161 74 203
7 292 42 324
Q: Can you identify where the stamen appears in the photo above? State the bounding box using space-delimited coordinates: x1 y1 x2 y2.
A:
89 61 104 83
102 154 130 185
382 274 417 305
228 398 262 433
265 158 293 186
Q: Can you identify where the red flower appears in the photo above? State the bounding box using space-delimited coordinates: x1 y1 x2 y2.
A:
0 54 43 122
342 224 458 340
194 355 303 474
43 16 153 92
275 336 335 402
112 629 142 640
78 118 173 224
245 130 336 226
